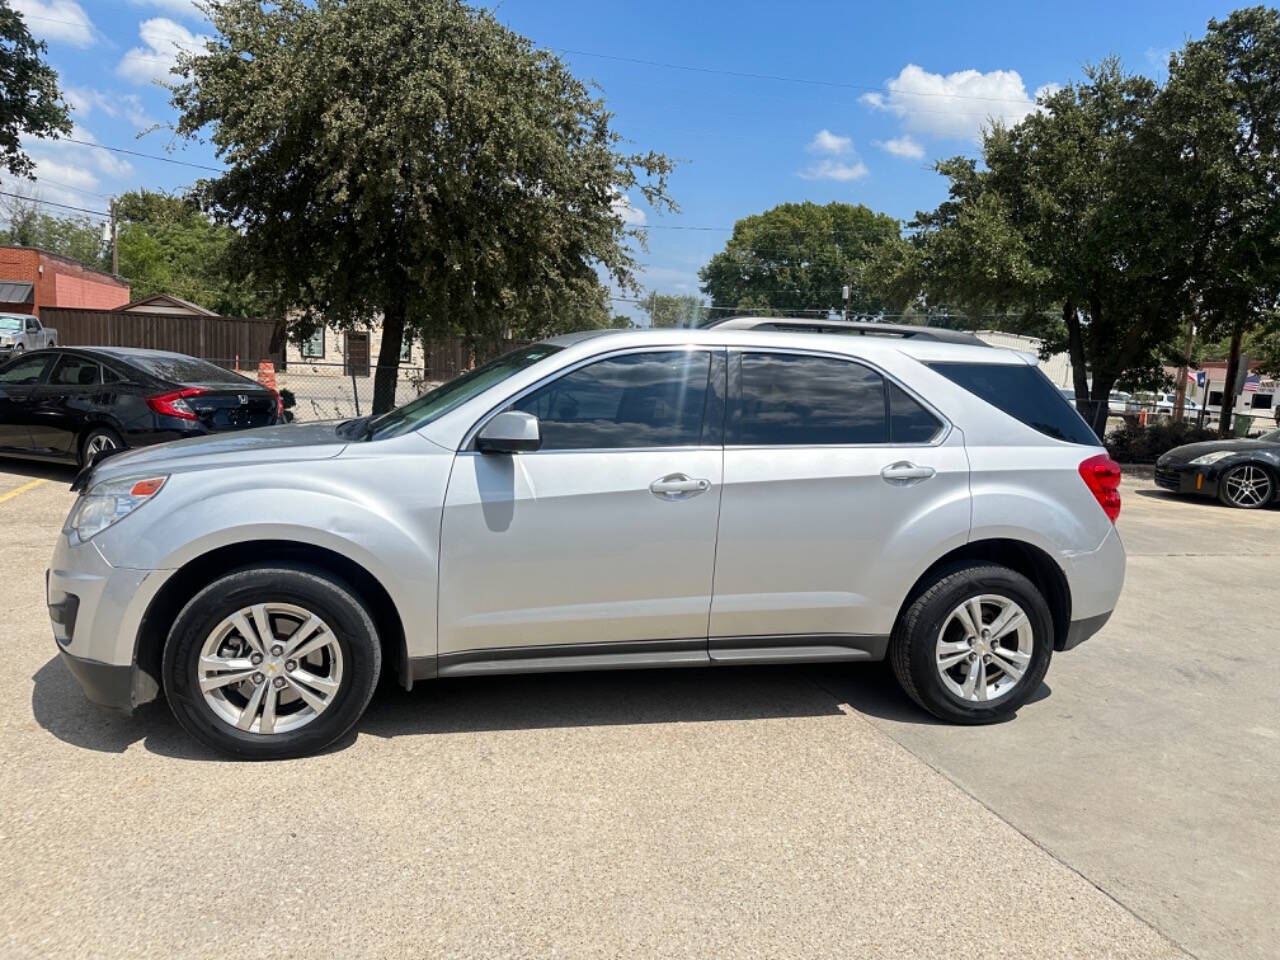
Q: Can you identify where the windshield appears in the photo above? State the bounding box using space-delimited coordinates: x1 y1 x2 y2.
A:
1261 428 1280 443
369 342 563 440
0 317 25 330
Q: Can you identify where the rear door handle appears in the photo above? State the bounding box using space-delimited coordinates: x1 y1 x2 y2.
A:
881 461 936 485
650 473 712 499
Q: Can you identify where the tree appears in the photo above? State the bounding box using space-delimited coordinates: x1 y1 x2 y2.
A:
0 1 70 179
172 0 674 413
1161 7 1280 434
639 292 707 328
114 190 271 317
0 194 108 268
883 62 1197 435
699 202 900 317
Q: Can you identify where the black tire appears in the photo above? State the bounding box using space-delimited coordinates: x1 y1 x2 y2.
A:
12 343 23 355
79 426 124 466
162 564 381 760
889 563 1053 724
1216 462 1274 509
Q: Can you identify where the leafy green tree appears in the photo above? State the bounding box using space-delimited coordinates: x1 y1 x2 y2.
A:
1160 7 1280 434
172 0 674 413
874 62 1196 434
0 195 108 268
639 292 707 328
0 1 70 178
699 202 900 317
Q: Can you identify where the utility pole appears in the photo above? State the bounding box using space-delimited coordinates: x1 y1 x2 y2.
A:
110 198 118 276
1173 312 1195 423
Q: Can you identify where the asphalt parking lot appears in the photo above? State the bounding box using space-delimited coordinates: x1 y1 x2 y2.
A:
1 462 1274 959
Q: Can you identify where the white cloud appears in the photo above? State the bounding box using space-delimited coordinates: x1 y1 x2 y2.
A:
128 0 208 19
612 192 646 226
798 159 869 182
117 17 210 85
64 86 156 131
33 125 134 181
877 135 925 160
808 129 853 156
10 0 96 47
861 64 1052 142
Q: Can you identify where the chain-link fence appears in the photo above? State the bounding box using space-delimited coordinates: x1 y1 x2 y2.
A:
212 360 439 422
1072 397 1277 439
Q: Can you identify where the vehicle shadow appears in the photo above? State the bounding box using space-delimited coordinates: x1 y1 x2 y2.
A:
0 460 78 483
32 654 968 760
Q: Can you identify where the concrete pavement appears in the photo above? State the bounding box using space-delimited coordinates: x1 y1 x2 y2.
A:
0 464 1255 958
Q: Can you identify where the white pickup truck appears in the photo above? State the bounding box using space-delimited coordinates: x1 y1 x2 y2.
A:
0 313 57 355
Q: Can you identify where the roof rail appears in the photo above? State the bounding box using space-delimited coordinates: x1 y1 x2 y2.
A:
703 316 989 347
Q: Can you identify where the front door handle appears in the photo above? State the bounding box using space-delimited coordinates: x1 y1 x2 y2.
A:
650 473 711 499
881 461 936 486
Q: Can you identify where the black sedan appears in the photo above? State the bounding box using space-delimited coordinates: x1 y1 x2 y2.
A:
0 347 282 466
1154 429 1280 509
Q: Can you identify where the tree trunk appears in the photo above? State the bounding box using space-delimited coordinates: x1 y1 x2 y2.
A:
1062 300 1096 424
1218 324 1244 437
1172 314 1195 423
372 305 406 415
1086 372 1117 438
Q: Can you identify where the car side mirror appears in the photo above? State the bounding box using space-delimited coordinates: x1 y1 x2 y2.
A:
476 410 542 454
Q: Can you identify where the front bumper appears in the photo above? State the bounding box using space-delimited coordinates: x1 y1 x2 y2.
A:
1154 461 1218 498
48 530 172 713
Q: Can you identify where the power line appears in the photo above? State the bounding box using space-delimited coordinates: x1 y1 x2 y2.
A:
61 137 222 173
0 190 109 218
558 48 1048 106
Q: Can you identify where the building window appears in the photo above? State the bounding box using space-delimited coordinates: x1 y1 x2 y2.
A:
344 331 371 378
301 327 325 359
400 334 414 363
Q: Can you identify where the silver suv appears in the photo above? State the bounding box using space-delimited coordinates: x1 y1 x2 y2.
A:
49 327 1126 759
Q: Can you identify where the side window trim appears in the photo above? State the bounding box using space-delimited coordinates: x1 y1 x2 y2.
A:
726 346 951 449
462 345 728 452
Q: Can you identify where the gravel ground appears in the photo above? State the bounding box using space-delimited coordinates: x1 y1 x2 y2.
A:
1 463 1190 959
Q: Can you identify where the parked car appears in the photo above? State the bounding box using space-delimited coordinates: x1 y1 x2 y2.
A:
0 347 282 466
1126 391 1202 418
1060 387 1133 417
1154 428 1280 508
0 313 56 355
50 326 1126 759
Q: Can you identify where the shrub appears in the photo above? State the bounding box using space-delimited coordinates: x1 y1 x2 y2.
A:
1104 421 1218 463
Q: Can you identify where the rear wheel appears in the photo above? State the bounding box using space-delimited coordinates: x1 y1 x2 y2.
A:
162 565 381 760
890 564 1053 724
79 426 123 466
1218 463 1273 509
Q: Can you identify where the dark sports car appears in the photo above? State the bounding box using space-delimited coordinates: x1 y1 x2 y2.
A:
1154 429 1280 508
0 347 282 466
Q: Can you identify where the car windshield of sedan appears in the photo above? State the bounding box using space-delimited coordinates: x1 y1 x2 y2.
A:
0 317 25 330
368 342 563 440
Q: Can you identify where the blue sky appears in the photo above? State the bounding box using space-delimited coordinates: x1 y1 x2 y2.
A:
6 0 1244 316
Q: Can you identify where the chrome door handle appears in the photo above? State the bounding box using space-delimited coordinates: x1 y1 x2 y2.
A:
650 473 711 499
881 461 936 485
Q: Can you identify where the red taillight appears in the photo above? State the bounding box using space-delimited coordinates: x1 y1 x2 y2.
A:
271 388 283 420
1079 453 1122 523
146 387 207 421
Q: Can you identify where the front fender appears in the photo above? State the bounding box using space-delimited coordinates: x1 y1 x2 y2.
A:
92 450 452 660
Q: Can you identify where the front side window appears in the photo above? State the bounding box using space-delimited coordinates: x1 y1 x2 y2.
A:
0 354 52 385
513 350 713 450
734 352 888 445
50 355 101 386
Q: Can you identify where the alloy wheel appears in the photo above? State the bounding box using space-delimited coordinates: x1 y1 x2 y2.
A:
197 602 344 735
935 594 1034 703
1222 464 1272 508
85 434 117 458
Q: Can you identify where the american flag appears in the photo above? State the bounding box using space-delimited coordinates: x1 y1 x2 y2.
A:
1244 373 1261 393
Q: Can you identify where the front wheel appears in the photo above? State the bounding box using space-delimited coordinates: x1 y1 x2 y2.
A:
162 565 382 760
1218 463 1274 509
890 564 1053 724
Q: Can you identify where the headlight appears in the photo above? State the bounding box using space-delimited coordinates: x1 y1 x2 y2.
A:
65 475 167 543
1189 451 1235 466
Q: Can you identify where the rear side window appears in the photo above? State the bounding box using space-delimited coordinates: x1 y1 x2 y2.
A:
889 383 943 443
50 355 101 386
928 361 1098 444
735 353 888 445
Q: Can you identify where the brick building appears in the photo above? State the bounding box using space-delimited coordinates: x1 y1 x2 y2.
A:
0 246 130 316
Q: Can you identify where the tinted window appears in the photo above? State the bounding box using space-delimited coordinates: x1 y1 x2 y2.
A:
514 350 711 450
0 354 52 385
889 382 942 443
735 353 888 445
50 355 101 386
125 355 255 385
928 361 1098 444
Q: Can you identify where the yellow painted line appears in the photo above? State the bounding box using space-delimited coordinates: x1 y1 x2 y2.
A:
0 478 47 504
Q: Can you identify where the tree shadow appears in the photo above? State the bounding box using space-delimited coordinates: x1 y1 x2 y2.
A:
0 459 78 483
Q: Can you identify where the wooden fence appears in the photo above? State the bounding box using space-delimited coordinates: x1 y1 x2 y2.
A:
41 307 284 365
